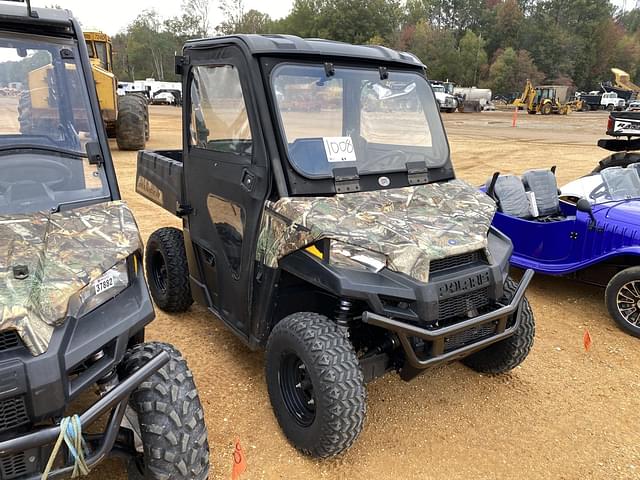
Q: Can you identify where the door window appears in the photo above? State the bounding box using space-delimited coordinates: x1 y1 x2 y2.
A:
190 65 252 156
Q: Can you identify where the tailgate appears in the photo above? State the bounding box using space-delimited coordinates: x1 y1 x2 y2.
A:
608 111 640 137
136 150 184 216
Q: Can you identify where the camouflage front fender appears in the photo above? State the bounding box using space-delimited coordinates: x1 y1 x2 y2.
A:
0 201 142 355
256 179 497 283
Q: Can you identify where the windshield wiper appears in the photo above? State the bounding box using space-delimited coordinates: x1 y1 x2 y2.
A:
0 143 88 158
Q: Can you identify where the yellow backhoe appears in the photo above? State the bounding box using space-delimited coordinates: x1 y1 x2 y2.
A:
512 80 579 115
19 30 149 150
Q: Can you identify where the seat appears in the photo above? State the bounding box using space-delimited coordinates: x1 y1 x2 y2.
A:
522 169 561 217
487 174 532 219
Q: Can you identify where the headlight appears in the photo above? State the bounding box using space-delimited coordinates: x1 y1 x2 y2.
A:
71 258 132 317
305 240 387 273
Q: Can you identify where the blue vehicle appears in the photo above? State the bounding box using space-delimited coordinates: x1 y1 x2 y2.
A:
484 111 640 337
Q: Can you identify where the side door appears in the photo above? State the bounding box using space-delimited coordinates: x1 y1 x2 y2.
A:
182 47 269 339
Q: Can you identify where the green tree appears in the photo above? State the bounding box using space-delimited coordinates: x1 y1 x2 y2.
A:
487 47 543 93
405 21 460 80
457 30 488 85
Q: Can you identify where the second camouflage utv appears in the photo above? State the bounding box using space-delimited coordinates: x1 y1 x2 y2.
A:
137 34 537 457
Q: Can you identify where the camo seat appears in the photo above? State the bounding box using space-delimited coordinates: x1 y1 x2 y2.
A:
487 175 532 219
522 169 562 219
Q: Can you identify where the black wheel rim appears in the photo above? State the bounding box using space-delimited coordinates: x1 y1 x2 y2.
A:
150 250 168 294
616 280 640 326
279 351 316 427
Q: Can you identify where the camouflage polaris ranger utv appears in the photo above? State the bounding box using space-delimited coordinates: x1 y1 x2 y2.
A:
137 34 536 458
0 3 208 479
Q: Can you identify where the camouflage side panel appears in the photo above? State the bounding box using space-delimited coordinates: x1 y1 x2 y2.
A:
256 179 496 282
0 201 141 355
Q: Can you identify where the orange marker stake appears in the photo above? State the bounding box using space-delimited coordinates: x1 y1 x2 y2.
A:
512 106 518 127
583 329 592 352
231 439 247 480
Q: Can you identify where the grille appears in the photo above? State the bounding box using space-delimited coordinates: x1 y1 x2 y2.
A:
438 288 490 321
0 331 21 352
0 452 28 479
444 323 497 353
430 251 485 274
0 397 29 433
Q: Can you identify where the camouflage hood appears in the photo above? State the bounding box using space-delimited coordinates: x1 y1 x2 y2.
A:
0 201 141 356
257 179 496 282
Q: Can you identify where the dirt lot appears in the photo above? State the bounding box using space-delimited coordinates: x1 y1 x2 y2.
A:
94 107 640 479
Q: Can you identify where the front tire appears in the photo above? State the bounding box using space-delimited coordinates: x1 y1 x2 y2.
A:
265 312 366 458
462 277 535 374
145 227 193 312
121 342 209 480
606 267 640 338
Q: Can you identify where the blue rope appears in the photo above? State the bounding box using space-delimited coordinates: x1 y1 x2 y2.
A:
41 415 90 479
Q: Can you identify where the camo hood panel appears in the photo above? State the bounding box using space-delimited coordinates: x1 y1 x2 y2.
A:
0 201 141 356
257 180 496 282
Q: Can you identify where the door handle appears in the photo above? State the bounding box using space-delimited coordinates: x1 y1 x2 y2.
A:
241 169 256 192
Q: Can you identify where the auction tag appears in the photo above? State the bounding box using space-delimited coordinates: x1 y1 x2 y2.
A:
323 136 357 163
95 271 116 295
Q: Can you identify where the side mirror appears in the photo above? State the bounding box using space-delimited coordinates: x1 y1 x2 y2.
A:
576 198 592 215
576 198 595 223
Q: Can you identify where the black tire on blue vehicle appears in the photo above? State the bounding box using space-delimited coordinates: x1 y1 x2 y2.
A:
462 277 535 374
121 342 210 480
265 312 366 458
605 267 640 338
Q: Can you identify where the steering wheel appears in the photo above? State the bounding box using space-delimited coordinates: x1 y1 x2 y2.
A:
589 182 610 201
0 158 73 191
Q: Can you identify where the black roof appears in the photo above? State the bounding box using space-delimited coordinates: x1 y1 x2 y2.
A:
0 3 76 36
185 34 424 68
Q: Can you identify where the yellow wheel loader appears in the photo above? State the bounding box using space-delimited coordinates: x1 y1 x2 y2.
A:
18 30 149 150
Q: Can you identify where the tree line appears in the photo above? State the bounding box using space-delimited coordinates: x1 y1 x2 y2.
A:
111 0 640 95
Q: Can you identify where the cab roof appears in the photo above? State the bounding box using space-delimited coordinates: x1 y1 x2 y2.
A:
0 3 76 36
185 34 425 68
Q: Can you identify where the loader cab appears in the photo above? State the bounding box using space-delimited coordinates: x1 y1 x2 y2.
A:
174 35 456 343
84 31 113 72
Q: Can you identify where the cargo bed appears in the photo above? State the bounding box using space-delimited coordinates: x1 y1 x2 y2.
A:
136 149 184 216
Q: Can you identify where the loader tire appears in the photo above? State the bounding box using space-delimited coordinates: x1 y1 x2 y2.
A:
18 91 32 134
116 95 147 150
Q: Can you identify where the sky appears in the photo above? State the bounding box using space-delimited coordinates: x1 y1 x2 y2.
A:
31 0 295 35
30 0 633 36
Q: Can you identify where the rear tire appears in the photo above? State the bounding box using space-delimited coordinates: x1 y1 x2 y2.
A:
605 267 640 338
145 227 193 313
121 342 209 480
116 95 147 150
540 103 552 115
265 312 366 458
462 277 535 374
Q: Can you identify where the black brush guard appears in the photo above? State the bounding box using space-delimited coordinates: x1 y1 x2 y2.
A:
362 269 534 370
0 351 169 480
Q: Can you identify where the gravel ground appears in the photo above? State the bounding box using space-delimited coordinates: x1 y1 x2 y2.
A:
90 107 640 480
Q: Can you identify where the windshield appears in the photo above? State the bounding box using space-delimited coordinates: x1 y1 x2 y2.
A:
271 64 448 179
0 32 109 214
595 167 640 203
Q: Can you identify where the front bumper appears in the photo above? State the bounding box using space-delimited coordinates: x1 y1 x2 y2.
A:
0 269 154 478
363 269 534 371
0 351 168 480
